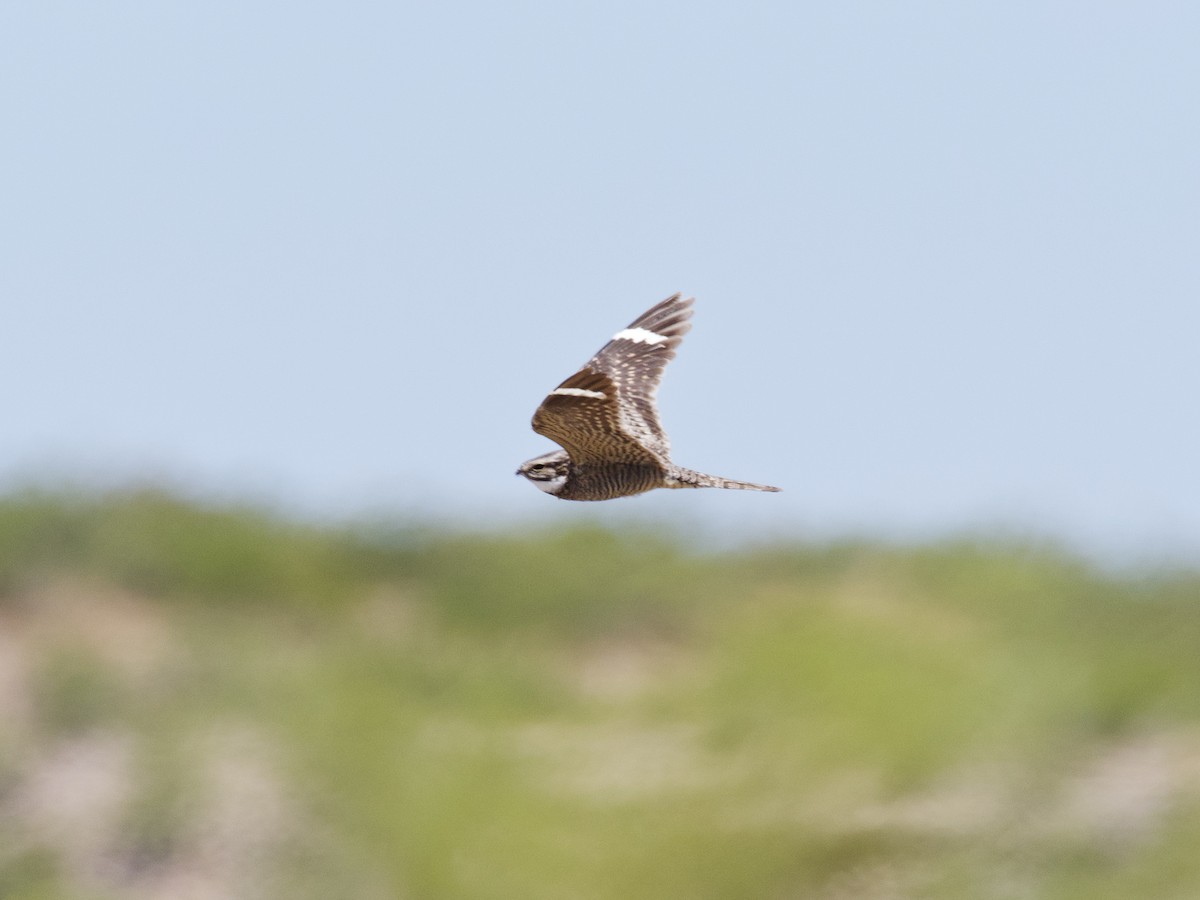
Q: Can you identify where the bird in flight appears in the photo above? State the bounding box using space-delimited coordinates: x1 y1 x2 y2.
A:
517 293 781 501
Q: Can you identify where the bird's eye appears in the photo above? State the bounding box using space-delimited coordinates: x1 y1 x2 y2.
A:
532 464 545 471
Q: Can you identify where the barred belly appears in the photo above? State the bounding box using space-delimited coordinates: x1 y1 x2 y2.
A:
557 463 666 501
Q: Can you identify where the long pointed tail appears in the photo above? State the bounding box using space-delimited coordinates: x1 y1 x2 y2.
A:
667 466 781 492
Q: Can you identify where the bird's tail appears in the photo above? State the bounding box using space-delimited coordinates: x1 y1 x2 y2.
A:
667 466 781 493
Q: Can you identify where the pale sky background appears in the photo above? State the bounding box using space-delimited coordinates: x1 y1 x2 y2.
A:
4 2 1198 560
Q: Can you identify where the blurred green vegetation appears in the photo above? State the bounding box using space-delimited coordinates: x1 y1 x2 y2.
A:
1 487 1199 899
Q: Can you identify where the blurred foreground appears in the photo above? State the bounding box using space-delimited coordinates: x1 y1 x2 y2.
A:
2 489 1199 899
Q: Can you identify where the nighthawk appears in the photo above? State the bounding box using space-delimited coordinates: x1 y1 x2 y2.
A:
517 293 781 501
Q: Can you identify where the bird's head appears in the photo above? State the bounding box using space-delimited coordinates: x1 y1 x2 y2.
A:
516 450 570 494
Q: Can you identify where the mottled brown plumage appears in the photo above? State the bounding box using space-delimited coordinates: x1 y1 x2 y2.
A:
518 294 780 501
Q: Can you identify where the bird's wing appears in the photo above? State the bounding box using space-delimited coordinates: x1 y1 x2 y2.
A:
532 294 693 465
550 293 693 463
531 369 664 467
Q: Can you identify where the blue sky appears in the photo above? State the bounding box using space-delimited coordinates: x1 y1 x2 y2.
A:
4 3 1198 559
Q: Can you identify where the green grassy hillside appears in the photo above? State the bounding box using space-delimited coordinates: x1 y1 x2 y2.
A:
2 489 1199 899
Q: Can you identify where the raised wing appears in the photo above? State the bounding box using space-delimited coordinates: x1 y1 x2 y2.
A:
581 293 693 460
531 370 664 468
531 293 693 466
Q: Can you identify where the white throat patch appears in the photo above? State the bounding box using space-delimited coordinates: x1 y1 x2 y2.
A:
533 473 567 494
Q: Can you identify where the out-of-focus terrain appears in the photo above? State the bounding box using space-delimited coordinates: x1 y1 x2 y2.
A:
2 489 1199 899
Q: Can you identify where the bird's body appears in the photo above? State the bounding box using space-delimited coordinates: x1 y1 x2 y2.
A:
517 294 780 501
